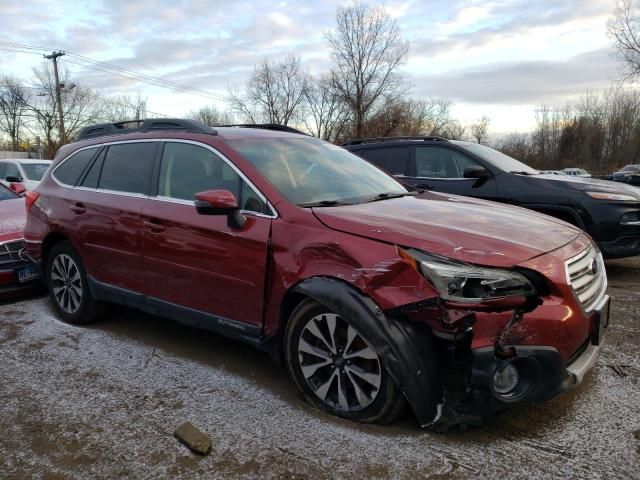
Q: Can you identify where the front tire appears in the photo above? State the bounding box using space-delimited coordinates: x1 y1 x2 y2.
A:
47 241 106 325
284 299 406 424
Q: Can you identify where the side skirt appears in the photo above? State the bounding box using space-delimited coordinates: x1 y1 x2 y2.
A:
87 276 263 347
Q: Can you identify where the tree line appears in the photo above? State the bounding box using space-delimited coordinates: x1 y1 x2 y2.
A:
0 66 148 159
2 0 640 174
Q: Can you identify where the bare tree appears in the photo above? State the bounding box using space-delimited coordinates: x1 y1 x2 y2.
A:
0 74 29 150
608 0 640 79
327 1 409 137
187 105 234 127
493 133 533 163
101 94 148 122
229 54 309 125
303 74 349 141
442 120 466 140
362 97 452 137
470 116 490 144
28 64 103 157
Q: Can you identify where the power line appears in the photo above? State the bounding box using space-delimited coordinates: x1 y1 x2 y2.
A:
0 41 229 103
62 57 227 103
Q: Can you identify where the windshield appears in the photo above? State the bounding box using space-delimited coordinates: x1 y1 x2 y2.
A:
0 184 18 201
621 165 640 172
229 137 407 205
452 141 539 175
21 163 49 181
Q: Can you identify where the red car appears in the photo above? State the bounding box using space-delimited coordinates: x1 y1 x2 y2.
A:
0 184 41 299
24 119 610 428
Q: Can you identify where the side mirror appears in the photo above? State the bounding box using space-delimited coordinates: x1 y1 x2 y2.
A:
5 175 22 183
9 182 26 195
194 189 246 228
463 166 488 179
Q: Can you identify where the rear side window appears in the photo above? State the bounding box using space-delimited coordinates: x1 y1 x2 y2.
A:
99 143 157 195
0 163 6 178
53 148 98 186
361 147 408 176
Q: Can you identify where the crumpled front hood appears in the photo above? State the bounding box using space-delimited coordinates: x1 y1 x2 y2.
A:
534 174 640 198
313 193 581 268
0 198 26 243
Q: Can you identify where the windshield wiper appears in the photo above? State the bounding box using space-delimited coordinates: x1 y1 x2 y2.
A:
298 200 354 207
362 192 417 203
510 171 538 175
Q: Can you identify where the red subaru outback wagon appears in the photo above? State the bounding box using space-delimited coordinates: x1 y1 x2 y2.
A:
24 119 610 428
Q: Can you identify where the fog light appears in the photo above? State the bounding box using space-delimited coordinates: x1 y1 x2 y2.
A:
620 212 640 225
493 363 520 395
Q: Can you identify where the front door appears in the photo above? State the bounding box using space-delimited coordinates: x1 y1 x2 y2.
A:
141 141 272 329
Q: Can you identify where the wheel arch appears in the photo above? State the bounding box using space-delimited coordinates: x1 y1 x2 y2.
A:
521 204 587 230
272 275 443 426
41 231 70 280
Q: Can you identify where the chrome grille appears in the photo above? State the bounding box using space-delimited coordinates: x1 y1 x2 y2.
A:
565 246 607 313
0 239 27 268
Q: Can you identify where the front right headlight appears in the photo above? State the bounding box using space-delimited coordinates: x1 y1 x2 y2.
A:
401 249 537 304
586 191 638 201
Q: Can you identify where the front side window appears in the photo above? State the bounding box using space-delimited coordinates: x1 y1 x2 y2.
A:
4 163 21 179
21 163 50 181
53 148 99 186
158 142 269 214
99 143 157 195
415 147 482 178
229 137 407 205
453 141 539 175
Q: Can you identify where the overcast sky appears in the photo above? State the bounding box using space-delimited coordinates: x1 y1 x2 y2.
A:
0 0 623 133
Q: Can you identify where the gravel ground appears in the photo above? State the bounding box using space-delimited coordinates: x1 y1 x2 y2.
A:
1 259 639 479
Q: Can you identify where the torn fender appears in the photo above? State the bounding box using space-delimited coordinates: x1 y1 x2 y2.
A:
291 276 443 426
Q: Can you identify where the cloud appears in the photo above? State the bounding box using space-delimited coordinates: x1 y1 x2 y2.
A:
0 0 621 128
413 48 622 105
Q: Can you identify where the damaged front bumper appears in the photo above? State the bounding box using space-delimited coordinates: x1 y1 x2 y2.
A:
464 295 610 415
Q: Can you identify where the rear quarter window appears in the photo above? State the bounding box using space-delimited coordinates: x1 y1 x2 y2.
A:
53 148 99 186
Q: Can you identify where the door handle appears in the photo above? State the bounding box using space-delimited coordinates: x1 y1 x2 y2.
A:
143 219 167 233
69 203 86 214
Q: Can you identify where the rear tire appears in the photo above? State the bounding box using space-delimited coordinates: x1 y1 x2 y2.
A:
46 241 106 325
284 299 406 424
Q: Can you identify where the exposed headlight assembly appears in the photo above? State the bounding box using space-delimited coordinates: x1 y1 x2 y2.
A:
401 248 537 303
586 191 638 201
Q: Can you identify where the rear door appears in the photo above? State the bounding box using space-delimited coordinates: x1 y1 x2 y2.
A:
409 145 498 199
62 141 157 293
141 141 272 329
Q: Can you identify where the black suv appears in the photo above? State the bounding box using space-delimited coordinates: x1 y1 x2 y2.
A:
343 137 640 258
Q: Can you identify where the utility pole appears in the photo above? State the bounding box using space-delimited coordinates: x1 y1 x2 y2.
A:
44 51 66 144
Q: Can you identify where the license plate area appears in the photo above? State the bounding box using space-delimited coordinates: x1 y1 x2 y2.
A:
16 264 39 283
591 296 610 346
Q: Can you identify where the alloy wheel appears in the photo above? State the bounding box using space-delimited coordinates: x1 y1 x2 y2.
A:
50 254 83 314
297 313 382 412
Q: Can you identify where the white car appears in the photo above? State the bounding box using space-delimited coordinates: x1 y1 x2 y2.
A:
562 168 591 178
0 159 52 191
